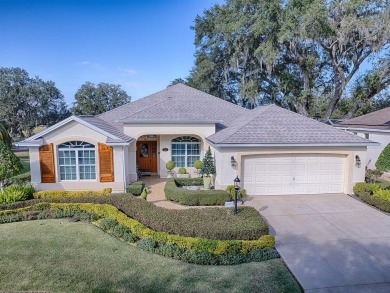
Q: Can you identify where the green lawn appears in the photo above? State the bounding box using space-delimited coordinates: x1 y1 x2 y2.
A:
0 220 301 293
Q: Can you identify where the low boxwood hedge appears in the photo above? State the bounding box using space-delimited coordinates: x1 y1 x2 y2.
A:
126 181 145 196
0 202 276 265
164 179 230 206
33 188 112 199
0 193 268 240
353 182 390 213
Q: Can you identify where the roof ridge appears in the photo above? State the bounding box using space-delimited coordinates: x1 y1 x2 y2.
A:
218 104 274 143
97 85 177 118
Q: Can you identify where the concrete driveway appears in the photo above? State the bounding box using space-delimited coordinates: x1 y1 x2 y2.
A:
246 194 390 292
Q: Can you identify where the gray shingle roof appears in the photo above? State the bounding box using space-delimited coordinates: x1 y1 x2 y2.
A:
76 116 133 143
207 105 373 145
98 83 248 127
335 107 390 130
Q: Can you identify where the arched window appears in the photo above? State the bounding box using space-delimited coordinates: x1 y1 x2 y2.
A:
171 136 201 168
58 141 96 181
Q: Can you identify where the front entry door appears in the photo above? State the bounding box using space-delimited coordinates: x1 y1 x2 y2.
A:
137 141 157 173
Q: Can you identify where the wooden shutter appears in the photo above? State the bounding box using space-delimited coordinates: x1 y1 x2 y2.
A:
98 143 114 182
39 143 56 183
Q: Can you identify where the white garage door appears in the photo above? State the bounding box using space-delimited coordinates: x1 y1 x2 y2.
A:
243 154 346 195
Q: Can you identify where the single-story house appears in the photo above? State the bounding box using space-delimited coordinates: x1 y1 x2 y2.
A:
18 84 375 195
334 107 390 169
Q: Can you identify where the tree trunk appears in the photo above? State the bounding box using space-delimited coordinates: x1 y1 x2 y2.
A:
343 101 360 119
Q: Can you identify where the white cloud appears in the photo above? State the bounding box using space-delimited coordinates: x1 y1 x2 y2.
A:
118 67 139 76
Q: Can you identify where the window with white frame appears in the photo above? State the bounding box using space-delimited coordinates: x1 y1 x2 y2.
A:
171 136 201 168
58 141 96 181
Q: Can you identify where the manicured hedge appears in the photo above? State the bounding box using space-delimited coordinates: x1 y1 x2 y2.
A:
0 202 276 265
0 193 268 240
33 188 112 199
164 179 230 206
126 181 145 196
353 182 390 213
174 178 203 186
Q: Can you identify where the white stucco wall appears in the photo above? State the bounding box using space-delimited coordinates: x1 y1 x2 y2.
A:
212 146 367 194
30 121 127 193
352 131 390 169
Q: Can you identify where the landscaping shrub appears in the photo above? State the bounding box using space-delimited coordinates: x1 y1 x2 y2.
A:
111 194 268 240
126 181 144 195
0 193 268 241
376 143 390 172
140 187 149 200
226 185 248 201
178 167 187 174
174 178 203 186
10 172 31 185
0 201 276 265
0 184 34 204
353 182 390 213
164 179 230 206
33 188 112 199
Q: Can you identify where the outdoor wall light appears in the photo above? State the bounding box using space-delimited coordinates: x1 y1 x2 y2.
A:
231 156 237 168
233 176 241 215
355 155 361 168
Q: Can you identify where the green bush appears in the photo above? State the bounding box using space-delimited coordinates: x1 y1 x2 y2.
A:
0 201 276 265
126 181 144 195
0 184 33 204
193 160 203 170
140 187 149 200
166 160 175 171
164 179 230 206
99 218 118 231
33 188 112 199
0 193 269 240
178 167 187 174
11 172 31 185
353 182 390 213
226 185 248 201
353 182 379 196
374 188 390 201
376 143 390 172
174 178 203 186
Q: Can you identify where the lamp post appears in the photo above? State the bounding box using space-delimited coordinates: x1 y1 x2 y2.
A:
234 176 240 215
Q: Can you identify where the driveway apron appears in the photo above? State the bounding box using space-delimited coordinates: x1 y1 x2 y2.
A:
246 194 390 292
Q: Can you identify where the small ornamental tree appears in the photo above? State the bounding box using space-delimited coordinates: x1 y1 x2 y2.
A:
200 146 216 177
376 143 390 172
0 141 23 191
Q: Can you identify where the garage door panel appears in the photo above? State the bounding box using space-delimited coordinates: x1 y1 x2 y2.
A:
243 154 345 195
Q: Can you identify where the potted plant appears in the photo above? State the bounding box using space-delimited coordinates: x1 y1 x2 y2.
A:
177 167 190 178
166 160 175 178
200 146 216 189
193 160 203 177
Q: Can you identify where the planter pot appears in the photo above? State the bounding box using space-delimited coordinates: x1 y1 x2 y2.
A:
224 201 234 207
167 171 174 178
177 174 190 178
203 177 211 189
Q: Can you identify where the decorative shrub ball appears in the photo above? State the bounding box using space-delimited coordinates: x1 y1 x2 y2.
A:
166 160 175 171
178 167 187 174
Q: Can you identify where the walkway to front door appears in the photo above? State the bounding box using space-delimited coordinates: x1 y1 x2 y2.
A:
246 194 390 292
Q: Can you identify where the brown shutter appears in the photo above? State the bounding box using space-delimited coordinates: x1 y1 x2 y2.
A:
98 143 114 182
39 143 56 183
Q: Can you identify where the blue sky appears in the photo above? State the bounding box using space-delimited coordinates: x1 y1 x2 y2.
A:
0 0 222 105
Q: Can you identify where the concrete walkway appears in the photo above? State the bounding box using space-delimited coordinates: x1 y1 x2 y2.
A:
246 194 390 292
142 176 188 209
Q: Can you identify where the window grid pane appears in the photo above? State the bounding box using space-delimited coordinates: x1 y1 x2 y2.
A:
58 142 96 181
171 138 201 168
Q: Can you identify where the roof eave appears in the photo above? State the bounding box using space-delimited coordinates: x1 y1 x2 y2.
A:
118 119 222 124
206 140 378 148
335 126 390 133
